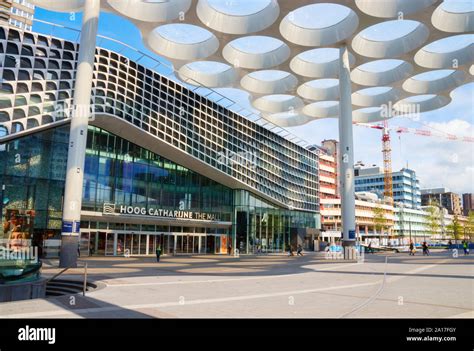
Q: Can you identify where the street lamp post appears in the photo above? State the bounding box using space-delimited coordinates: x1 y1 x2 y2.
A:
409 220 412 244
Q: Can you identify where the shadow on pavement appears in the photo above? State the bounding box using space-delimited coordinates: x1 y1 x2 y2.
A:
39 251 473 284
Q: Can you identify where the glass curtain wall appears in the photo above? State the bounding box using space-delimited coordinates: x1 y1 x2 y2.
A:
0 125 317 257
82 126 233 220
0 125 234 253
234 190 317 254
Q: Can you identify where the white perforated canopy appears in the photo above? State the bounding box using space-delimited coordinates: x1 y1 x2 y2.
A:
31 0 474 125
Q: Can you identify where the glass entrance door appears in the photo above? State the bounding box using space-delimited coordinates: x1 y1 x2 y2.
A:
206 235 215 254
89 232 98 255
139 234 147 255
163 234 174 255
117 233 126 256
105 233 115 256
131 234 140 255
79 232 90 257
173 234 204 254
97 232 107 255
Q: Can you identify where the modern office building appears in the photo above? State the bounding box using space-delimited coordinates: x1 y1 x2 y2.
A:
421 188 463 216
320 194 395 244
0 26 319 257
463 193 474 216
0 0 34 31
354 164 421 209
315 144 395 245
313 140 339 200
393 206 432 243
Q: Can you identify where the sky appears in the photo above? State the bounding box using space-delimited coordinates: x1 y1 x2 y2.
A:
33 6 474 195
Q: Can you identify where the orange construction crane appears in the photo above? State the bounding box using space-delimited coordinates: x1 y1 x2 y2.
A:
353 121 473 205
354 122 474 143
381 119 393 204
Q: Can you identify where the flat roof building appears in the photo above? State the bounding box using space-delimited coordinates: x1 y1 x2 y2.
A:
421 188 463 216
354 164 422 209
0 0 34 31
463 193 474 216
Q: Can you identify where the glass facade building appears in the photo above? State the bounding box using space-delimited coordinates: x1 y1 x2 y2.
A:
0 26 319 257
0 125 317 256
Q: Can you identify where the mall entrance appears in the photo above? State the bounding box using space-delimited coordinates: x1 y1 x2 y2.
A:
79 230 230 256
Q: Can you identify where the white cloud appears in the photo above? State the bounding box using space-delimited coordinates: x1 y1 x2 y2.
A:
286 85 474 195
395 119 474 193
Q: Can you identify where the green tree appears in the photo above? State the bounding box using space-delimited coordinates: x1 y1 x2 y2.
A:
446 214 463 243
373 205 387 244
465 211 474 242
424 198 441 240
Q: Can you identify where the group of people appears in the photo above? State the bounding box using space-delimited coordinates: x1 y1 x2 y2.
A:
408 241 430 256
287 244 304 257
149 239 470 262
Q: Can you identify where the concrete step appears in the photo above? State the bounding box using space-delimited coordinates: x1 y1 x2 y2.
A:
47 281 87 289
46 286 82 295
45 279 97 297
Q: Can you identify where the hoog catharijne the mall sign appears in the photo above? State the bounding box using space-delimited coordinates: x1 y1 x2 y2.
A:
103 203 221 221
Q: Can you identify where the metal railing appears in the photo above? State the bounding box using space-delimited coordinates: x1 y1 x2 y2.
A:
46 261 88 296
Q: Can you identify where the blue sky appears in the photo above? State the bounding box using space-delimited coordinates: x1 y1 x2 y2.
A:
33 7 474 194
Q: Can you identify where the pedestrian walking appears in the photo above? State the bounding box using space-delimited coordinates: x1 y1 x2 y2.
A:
296 244 304 256
422 242 430 256
287 245 294 257
155 246 162 262
367 242 374 254
409 242 415 256
325 243 331 253
462 241 469 255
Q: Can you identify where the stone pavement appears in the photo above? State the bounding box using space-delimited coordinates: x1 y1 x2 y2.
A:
0 250 472 318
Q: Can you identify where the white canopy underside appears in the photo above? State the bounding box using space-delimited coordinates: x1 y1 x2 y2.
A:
31 0 474 125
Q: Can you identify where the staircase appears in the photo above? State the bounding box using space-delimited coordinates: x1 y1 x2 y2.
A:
46 279 97 297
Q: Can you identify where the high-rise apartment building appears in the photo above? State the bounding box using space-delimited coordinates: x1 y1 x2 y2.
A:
421 188 463 216
0 0 34 31
462 193 474 216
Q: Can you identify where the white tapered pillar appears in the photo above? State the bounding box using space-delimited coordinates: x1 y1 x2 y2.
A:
338 45 356 254
59 0 100 268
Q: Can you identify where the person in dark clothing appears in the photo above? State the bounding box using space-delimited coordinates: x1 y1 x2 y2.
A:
422 242 430 256
462 241 469 255
296 245 304 256
155 246 162 262
367 242 374 254
409 242 415 256
227 244 232 255
287 245 294 257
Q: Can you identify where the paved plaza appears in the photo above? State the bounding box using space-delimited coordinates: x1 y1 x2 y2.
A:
0 250 472 318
